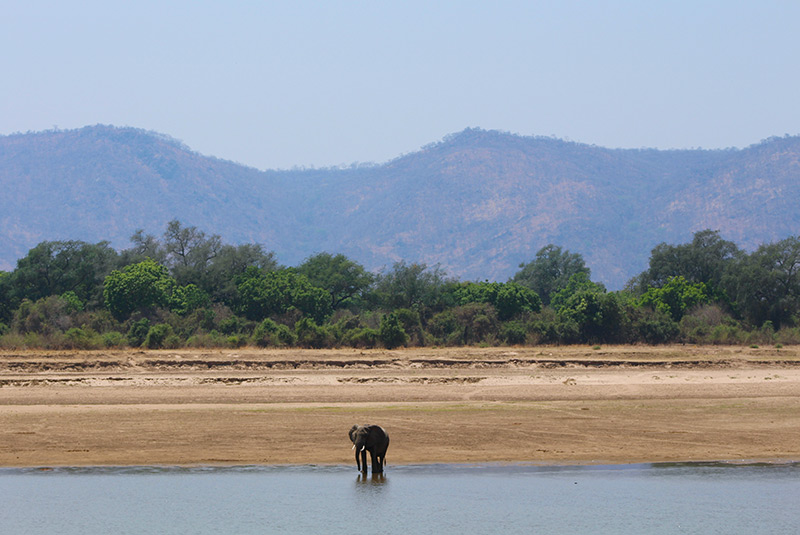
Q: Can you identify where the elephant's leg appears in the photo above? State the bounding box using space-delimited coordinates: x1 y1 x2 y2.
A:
359 450 368 472
371 452 383 473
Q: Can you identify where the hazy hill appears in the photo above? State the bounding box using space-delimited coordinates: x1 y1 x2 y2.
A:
2 125 800 288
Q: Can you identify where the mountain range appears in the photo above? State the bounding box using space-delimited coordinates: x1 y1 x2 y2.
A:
2 125 800 289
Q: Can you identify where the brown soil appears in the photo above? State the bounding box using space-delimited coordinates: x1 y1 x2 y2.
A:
2 345 799 467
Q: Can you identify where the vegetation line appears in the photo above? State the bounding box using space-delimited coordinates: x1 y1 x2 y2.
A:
1 222 798 350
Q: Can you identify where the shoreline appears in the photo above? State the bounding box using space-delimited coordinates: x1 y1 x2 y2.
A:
4 459 799 472
2 346 800 467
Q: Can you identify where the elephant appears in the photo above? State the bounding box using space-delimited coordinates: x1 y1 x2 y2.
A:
348 424 389 473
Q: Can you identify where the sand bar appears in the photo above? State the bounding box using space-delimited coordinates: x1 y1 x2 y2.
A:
1 346 799 467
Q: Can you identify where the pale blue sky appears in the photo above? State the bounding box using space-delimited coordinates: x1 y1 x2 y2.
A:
3 1 799 169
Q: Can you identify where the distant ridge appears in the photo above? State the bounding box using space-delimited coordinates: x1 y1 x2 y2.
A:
2 125 800 288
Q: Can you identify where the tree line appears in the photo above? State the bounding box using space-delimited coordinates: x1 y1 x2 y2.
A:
1 222 799 350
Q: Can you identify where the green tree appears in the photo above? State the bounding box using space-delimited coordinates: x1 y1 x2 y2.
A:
512 245 590 306
103 259 176 320
374 261 451 311
235 268 332 324
451 302 499 345
144 323 177 349
453 281 540 320
295 317 334 348
0 271 13 324
11 240 118 306
553 279 624 343
170 284 210 316
378 312 407 349
630 230 741 297
127 318 151 347
204 243 279 304
638 276 710 322
162 220 222 286
296 253 373 308
12 295 78 335
725 236 800 328
550 272 606 310
119 229 167 266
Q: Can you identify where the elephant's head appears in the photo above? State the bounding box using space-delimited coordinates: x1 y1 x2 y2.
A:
349 424 367 452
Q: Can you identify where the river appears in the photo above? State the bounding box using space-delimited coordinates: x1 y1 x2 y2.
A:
1 463 798 534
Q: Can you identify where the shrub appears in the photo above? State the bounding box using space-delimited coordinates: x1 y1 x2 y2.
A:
23 332 47 348
64 327 102 350
164 334 183 349
12 296 77 335
708 324 745 345
379 312 407 349
186 331 226 348
394 308 423 345
630 307 678 344
127 318 151 347
775 328 800 345
274 324 297 347
0 332 27 349
344 327 379 348
101 331 127 348
500 320 528 345
451 303 498 345
427 310 461 345
528 308 561 344
144 323 174 349
226 334 246 348
252 318 279 347
218 315 245 335
295 317 334 348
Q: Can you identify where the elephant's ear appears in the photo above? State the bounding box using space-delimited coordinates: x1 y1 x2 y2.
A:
348 425 359 442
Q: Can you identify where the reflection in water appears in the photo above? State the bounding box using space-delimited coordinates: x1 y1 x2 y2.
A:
355 472 387 493
356 472 386 484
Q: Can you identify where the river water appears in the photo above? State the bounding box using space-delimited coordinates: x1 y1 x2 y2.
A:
1 463 798 534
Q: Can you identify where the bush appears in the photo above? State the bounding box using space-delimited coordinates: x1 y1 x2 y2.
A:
344 327 379 348
427 310 461 345
274 324 297 347
64 327 102 350
102 331 127 348
252 319 297 347
528 308 561 344
218 315 245 335
394 308 423 345
500 320 528 345
708 324 746 345
127 318 151 347
226 334 246 348
295 317 334 348
630 308 678 344
12 296 77 335
186 331 226 348
144 323 174 349
379 312 407 349
252 318 280 347
775 327 800 345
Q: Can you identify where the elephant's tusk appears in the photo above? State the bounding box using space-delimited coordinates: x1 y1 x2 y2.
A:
352 444 356 450
360 446 366 452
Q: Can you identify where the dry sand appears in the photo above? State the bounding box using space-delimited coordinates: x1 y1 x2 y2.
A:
1 345 799 467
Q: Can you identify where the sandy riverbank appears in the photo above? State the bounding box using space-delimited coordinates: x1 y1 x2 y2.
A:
1 346 799 467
